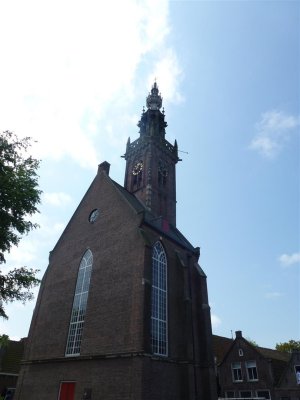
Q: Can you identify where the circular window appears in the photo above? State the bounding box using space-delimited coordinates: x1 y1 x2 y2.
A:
89 208 99 223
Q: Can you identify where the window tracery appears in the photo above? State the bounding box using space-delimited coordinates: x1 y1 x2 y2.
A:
151 241 168 356
65 249 93 356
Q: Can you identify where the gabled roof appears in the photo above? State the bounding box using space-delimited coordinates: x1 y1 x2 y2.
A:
0 339 25 374
256 346 290 363
276 350 300 387
111 178 197 253
256 347 290 385
217 332 290 365
49 170 197 258
111 179 146 215
212 334 234 364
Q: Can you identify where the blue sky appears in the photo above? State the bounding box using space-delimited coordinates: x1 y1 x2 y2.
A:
0 0 299 349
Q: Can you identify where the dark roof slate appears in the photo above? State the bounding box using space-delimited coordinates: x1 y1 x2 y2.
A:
256 346 290 362
212 334 234 364
111 179 197 253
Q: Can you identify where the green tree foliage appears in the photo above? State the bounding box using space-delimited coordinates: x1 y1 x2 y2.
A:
0 334 9 348
275 340 300 353
0 131 41 319
246 337 258 347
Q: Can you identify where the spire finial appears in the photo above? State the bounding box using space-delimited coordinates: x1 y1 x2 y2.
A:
146 81 162 110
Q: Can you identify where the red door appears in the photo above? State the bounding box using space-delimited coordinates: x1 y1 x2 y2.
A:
59 382 75 400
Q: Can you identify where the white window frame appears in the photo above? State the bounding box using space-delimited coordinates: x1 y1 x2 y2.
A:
65 249 93 356
231 362 243 382
225 390 235 398
256 389 271 399
239 390 252 398
238 348 243 356
151 241 168 356
246 360 258 381
295 365 300 385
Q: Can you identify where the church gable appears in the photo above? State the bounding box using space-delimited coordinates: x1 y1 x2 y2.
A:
27 166 147 361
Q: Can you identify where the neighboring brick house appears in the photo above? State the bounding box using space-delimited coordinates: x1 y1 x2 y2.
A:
15 83 217 400
217 330 293 399
212 334 234 394
0 339 25 397
213 334 234 366
275 351 300 400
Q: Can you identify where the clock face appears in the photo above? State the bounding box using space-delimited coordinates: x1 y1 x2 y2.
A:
132 161 143 175
89 208 99 223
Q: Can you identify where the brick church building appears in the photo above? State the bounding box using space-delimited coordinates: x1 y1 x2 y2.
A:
15 83 217 400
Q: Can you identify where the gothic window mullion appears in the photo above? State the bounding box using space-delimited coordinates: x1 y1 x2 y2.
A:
151 242 168 356
65 249 93 357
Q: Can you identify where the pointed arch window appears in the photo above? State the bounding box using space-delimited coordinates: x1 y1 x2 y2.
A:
151 241 168 356
65 249 93 356
158 161 168 187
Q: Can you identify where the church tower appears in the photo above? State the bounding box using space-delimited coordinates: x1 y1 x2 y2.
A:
15 83 217 400
124 82 179 225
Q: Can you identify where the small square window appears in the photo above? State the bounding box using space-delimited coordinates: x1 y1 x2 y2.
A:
239 348 244 356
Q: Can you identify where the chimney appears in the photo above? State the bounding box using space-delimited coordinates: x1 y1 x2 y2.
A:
235 330 242 339
98 161 110 175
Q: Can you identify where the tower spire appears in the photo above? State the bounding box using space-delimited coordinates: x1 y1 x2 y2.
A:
124 83 179 226
146 81 162 110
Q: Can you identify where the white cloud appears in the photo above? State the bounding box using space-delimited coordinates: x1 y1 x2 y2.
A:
4 241 37 269
0 0 181 169
249 110 299 158
149 49 184 104
211 313 222 329
279 252 300 267
43 192 72 207
265 292 283 299
2 212 67 273
7 336 22 342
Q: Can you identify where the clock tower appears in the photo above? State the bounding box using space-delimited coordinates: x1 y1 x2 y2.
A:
15 82 218 400
124 82 180 226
